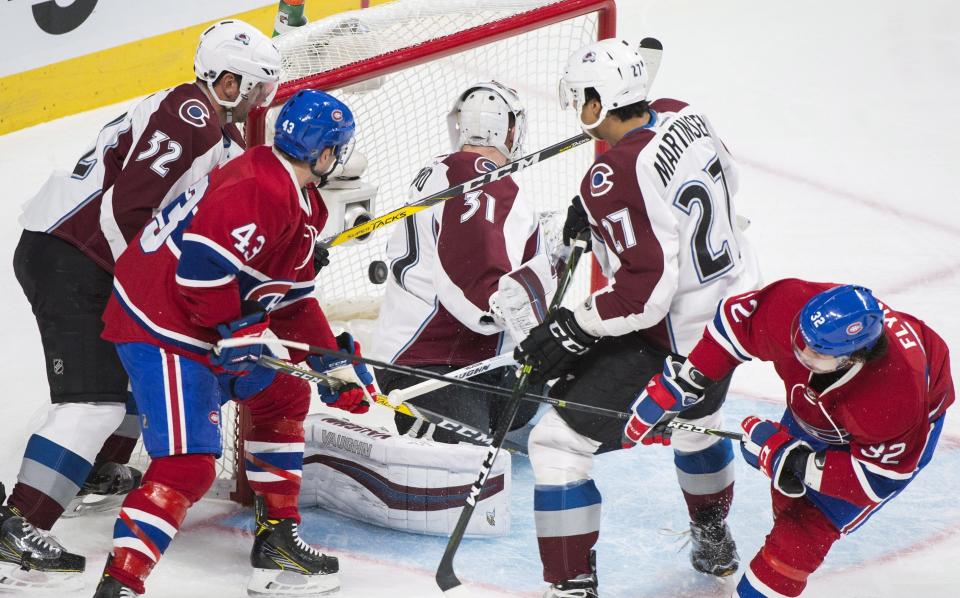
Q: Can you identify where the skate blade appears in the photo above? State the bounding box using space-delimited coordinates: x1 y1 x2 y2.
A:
61 494 125 518
247 567 340 597
0 563 83 594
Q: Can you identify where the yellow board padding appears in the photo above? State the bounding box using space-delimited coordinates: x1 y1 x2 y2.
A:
0 0 392 135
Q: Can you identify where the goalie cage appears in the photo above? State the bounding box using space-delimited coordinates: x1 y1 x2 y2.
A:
130 0 616 504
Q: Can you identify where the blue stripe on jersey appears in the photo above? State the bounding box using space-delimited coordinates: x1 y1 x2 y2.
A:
712 306 751 362
176 237 239 283
533 479 602 512
245 451 303 473
674 438 735 475
23 435 92 487
111 288 208 355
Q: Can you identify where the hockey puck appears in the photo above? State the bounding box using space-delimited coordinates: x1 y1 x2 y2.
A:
369 260 388 284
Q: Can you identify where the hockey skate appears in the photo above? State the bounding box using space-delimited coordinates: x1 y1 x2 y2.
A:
689 519 740 577
63 462 143 518
247 498 340 596
92 555 141 597
543 550 598 598
0 501 85 592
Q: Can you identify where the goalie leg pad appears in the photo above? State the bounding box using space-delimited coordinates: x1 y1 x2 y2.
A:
8 401 125 529
672 410 736 523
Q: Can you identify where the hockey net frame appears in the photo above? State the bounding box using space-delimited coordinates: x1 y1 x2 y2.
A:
225 0 616 504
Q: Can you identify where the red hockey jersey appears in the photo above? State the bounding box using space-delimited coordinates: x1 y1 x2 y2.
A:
19 83 244 273
102 145 337 362
688 278 954 506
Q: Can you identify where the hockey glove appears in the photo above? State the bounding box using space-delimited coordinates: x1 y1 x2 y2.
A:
623 357 711 447
740 416 813 498
210 306 271 375
306 333 376 414
313 244 330 274
514 307 597 384
562 196 593 252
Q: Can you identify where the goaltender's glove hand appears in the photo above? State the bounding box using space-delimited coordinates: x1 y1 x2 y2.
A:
210 306 270 375
562 196 592 252
740 416 813 497
514 307 597 384
623 357 712 447
306 333 376 414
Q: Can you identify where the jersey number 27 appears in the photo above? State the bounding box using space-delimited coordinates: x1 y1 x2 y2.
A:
674 155 738 282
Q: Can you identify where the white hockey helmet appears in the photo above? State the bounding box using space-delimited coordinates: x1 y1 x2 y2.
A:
194 20 282 110
559 38 649 133
447 81 527 160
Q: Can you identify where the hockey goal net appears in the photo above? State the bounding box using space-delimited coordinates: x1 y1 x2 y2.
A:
223 0 614 503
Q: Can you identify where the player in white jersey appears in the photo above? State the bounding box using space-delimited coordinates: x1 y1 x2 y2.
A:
514 39 761 596
3 20 279 588
372 81 554 443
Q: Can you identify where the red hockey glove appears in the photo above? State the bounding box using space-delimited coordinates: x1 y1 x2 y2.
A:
623 357 711 447
740 416 813 497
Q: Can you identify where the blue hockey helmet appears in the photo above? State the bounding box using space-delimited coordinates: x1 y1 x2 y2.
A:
274 89 355 165
797 285 884 357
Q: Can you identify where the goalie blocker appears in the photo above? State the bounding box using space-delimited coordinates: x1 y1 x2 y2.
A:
299 414 512 537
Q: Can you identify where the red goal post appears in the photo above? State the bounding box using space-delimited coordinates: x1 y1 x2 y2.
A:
229 0 616 504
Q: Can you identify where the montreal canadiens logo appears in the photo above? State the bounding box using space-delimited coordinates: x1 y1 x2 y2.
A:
179 99 210 128
846 322 864 335
331 109 344 122
208 411 220 425
475 157 497 173
589 163 614 197
245 281 293 311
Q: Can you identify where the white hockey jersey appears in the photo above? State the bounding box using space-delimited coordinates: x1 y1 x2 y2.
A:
19 83 244 273
573 97 761 355
372 151 554 367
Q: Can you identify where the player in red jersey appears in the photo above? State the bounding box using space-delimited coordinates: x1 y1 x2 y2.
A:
92 90 372 598
625 279 954 597
4 20 279 589
515 39 759 596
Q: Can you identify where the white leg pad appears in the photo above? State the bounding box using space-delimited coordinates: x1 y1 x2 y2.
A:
671 409 727 453
528 409 601 486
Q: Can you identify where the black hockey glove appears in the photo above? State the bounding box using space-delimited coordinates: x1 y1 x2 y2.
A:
313 244 330 274
562 195 592 252
515 306 597 384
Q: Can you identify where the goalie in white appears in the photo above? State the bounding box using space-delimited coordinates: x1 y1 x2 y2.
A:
371 81 555 444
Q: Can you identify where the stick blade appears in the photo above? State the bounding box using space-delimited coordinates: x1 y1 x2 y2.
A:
638 37 664 88
436 562 466 595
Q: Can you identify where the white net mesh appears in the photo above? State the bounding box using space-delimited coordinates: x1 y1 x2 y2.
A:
265 0 604 318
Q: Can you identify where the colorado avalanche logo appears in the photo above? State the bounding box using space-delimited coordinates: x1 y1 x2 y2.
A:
475 157 497 173
846 322 863 335
245 281 293 311
235 32 251 45
589 163 614 197
179 99 210 128
582 51 597 63
331 109 344 122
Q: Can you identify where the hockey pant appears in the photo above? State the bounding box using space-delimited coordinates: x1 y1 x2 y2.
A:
737 414 945 597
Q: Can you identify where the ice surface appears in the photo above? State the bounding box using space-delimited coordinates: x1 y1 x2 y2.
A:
1 1 958 596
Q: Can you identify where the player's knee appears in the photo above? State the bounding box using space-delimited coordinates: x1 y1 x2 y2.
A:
143 454 217 504
671 410 726 453
38 402 127 461
528 409 599 485
246 374 311 422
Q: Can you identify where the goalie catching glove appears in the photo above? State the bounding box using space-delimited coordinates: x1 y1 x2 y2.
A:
623 356 712 447
306 333 377 414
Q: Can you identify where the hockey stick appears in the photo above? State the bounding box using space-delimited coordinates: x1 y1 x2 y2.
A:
258 355 496 445
433 233 589 596
386 353 516 405
317 133 591 249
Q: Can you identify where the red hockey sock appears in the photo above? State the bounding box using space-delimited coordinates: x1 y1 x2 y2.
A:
109 454 215 593
244 375 309 522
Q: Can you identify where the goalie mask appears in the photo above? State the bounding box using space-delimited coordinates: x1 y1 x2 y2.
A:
559 38 649 135
195 20 281 111
447 81 527 161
